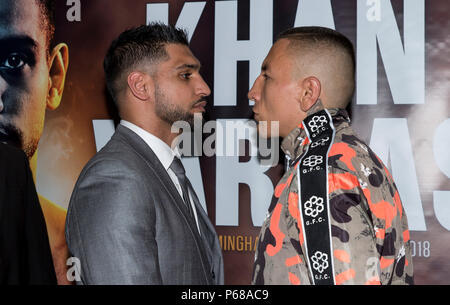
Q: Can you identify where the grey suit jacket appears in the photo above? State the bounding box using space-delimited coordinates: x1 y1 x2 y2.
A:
65 125 224 284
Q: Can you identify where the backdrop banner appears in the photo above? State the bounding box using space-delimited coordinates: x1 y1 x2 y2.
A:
32 0 449 284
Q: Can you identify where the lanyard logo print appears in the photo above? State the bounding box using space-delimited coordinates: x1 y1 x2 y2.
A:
311 136 330 148
308 115 328 133
311 251 329 274
303 155 323 168
304 196 325 218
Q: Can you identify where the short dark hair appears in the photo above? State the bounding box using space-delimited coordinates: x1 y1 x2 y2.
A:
36 0 56 53
278 26 356 107
103 23 189 103
278 26 355 76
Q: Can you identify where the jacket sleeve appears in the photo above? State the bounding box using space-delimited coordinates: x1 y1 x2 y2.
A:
65 158 162 284
361 168 414 285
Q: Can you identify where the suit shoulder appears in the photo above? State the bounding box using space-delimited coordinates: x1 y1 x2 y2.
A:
81 138 154 179
68 147 153 216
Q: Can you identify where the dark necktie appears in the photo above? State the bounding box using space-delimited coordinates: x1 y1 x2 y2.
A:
169 157 195 218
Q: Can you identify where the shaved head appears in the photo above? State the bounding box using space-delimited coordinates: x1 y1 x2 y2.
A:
277 27 355 109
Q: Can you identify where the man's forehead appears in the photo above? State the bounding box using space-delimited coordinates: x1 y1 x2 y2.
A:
164 43 201 69
261 39 293 71
0 0 45 46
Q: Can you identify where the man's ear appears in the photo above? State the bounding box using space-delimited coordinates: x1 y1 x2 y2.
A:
47 43 69 110
127 71 153 101
299 76 321 112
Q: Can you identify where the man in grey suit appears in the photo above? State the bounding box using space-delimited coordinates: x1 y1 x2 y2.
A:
65 23 224 285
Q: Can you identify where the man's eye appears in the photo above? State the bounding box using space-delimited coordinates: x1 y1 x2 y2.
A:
2 53 26 69
180 73 192 80
262 73 270 80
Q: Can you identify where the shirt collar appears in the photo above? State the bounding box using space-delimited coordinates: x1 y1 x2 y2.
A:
120 120 178 170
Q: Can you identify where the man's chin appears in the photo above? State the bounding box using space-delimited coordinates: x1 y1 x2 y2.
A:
188 112 204 126
190 108 205 118
190 109 204 116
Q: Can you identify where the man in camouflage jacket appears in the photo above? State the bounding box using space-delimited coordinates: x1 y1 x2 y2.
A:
248 26 413 285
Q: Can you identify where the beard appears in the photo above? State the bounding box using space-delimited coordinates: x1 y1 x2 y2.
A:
154 84 196 127
0 122 38 159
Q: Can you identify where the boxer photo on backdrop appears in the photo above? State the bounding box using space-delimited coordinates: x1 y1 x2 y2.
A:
0 0 70 284
249 26 414 285
65 23 224 285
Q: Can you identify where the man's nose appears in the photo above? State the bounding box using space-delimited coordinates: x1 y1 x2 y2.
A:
248 76 261 102
196 75 211 97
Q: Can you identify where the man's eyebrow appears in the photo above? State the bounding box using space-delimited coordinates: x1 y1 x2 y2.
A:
175 63 201 70
261 63 268 72
0 35 38 50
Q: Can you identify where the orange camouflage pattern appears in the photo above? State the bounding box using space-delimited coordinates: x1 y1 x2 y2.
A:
252 106 414 285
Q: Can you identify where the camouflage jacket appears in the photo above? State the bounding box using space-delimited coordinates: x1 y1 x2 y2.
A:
252 104 414 285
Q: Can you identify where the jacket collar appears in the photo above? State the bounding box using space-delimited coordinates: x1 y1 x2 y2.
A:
281 100 350 163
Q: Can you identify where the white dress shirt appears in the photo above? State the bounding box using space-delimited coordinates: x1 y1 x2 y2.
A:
120 120 201 234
